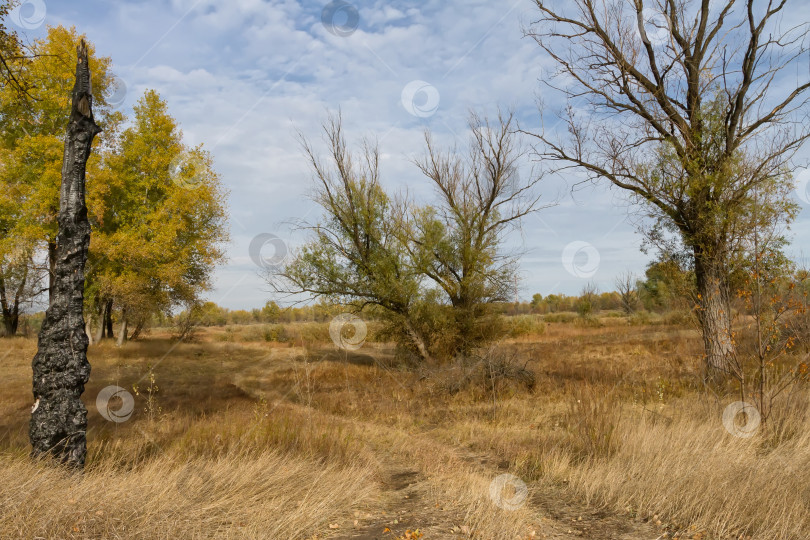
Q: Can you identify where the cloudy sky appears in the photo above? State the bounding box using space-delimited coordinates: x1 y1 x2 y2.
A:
12 0 810 310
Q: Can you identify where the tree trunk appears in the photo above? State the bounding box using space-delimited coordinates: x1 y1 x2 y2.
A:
0 261 27 337
47 241 56 306
403 319 431 362
29 41 101 469
85 321 94 345
129 318 145 340
93 300 105 343
116 309 127 347
104 298 113 338
694 257 735 377
0 274 13 337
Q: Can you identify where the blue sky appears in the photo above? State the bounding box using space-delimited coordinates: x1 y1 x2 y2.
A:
13 0 810 310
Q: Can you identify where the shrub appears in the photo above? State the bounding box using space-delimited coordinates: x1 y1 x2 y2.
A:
543 312 577 323
508 314 546 338
436 346 536 396
661 310 694 326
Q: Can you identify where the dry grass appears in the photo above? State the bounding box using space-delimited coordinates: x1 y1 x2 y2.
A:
1 318 808 539
563 399 810 539
0 452 375 539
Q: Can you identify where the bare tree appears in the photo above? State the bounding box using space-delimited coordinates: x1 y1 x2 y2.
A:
29 41 101 468
525 0 809 376
615 271 639 314
577 281 599 316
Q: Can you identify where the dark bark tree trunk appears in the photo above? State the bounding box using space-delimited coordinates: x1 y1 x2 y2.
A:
129 318 145 341
29 41 101 469
694 256 734 377
103 298 113 338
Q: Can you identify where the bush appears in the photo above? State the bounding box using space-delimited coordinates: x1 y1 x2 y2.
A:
435 346 536 396
628 311 658 326
574 315 602 328
508 314 546 337
563 385 622 459
543 312 577 323
661 310 694 326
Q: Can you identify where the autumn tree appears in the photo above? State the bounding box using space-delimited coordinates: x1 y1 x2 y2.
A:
0 27 227 340
525 0 809 376
88 90 229 343
275 114 430 358
615 271 639 314
0 27 115 336
0 0 35 98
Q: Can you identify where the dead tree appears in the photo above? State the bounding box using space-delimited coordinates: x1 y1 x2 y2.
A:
615 271 638 315
29 41 101 468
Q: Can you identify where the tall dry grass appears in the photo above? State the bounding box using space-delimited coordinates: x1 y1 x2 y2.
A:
0 451 375 539
2 318 808 538
557 395 810 539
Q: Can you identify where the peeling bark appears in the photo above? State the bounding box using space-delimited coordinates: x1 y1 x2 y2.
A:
29 41 101 469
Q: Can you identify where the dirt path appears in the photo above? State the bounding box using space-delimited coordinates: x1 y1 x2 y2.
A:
325 446 664 540
330 464 664 539
230 348 668 540
332 467 457 540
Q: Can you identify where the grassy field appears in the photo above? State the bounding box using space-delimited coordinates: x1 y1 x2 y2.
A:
1 316 808 539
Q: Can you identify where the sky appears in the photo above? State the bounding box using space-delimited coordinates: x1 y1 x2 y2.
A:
11 0 810 310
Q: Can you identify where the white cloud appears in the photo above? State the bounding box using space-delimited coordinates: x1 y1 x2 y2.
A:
34 0 810 308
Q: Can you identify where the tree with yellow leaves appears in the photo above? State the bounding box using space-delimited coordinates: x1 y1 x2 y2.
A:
88 90 228 343
0 28 228 338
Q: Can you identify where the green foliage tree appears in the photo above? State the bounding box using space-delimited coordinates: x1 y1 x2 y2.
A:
639 256 695 312
410 112 543 355
276 113 543 361
274 114 430 358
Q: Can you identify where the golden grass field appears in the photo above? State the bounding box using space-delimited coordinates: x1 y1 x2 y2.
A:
1 317 808 539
